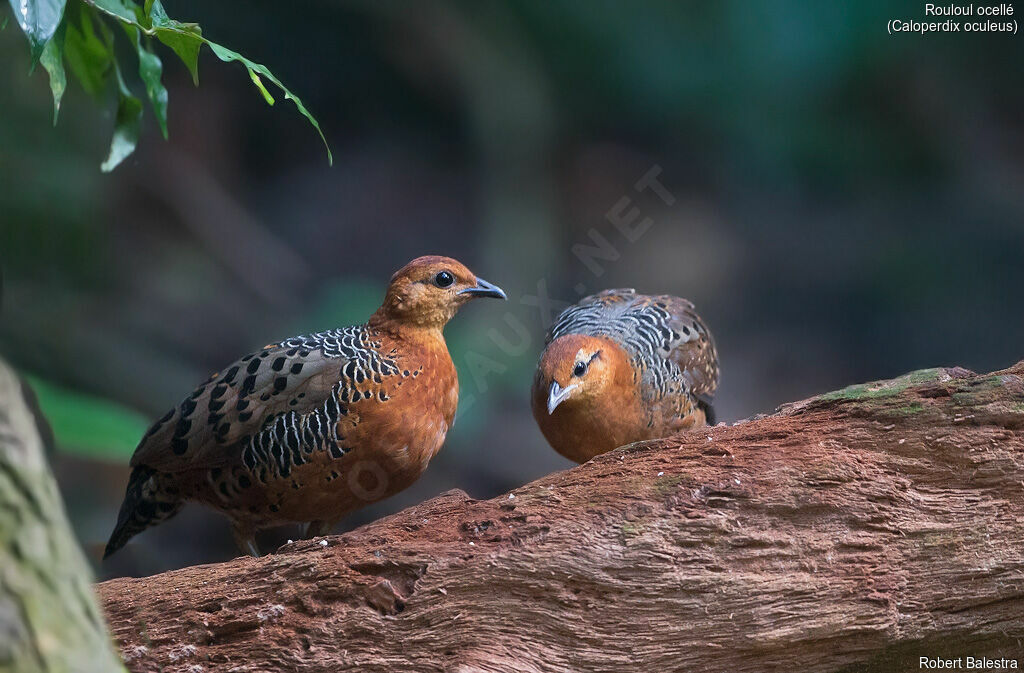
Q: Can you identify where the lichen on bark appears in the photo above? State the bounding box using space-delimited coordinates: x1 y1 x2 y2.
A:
0 360 125 673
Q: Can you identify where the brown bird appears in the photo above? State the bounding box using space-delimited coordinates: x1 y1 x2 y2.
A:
105 256 505 558
531 289 719 463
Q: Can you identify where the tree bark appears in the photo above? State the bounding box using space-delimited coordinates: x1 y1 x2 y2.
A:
98 362 1024 673
0 359 125 673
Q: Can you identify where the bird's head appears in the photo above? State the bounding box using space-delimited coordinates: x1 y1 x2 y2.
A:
535 333 628 415
373 255 506 329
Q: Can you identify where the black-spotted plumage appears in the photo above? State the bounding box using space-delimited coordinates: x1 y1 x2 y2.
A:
134 327 389 469
105 325 431 558
105 326 390 558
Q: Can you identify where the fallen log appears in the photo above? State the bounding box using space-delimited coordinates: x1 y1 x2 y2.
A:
98 362 1024 673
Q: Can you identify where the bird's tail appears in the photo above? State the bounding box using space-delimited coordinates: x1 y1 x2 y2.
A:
698 396 716 426
104 466 182 559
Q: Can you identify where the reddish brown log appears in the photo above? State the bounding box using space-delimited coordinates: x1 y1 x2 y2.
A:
97 362 1024 673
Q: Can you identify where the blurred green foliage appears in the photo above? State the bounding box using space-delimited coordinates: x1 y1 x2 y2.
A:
5 0 330 170
25 374 149 461
297 279 385 335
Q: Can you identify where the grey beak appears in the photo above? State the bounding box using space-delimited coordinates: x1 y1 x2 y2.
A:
547 381 578 415
459 277 507 300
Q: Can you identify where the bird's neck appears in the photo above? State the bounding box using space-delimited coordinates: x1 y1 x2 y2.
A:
367 312 448 350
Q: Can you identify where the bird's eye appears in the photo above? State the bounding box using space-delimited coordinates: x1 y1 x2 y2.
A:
573 362 588 377
434 271 455 288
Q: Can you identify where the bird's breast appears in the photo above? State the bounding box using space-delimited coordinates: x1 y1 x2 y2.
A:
347 335 457 480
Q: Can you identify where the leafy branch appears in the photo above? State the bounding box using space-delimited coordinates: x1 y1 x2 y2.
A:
6 0 332 171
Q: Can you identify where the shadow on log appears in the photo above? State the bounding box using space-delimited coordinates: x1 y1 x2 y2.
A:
98 362 1024 673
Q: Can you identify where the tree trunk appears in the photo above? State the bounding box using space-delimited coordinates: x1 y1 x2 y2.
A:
98 362 1024 673
0 360 125 673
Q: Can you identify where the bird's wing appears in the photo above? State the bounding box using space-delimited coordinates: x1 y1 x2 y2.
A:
545 289 639 344
130 326 400 472
649 294 719 399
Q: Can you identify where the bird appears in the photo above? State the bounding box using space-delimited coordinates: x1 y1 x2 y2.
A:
105 256 506 559
531 289 719 463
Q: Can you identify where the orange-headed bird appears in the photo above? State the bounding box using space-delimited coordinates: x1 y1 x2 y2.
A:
532 289 718 463
106 256 506 558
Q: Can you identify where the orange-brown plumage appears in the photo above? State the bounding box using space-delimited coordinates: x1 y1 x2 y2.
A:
531 289 718 463
106 256 505 558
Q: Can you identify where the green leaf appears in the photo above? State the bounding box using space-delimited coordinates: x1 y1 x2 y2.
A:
39 24 66 124
24 375 150 462
154 24 201 84
91 0 200 85
8 0 67 59
63 4 111 98
1 14 9 30
128 25 168 138
88 0 133 22
66 0 332 165
248 69 274 105
144 0 166 23
101 65 143 171
147 0 200 84
207 41 332 165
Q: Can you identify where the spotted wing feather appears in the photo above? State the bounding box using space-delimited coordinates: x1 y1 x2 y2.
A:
653 294 718 399
130 326 399 473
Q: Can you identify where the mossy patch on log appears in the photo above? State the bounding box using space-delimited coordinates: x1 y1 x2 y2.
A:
818 368 945 403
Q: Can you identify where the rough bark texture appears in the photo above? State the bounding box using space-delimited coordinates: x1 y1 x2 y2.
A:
0 359 125 673
98 362 1024 673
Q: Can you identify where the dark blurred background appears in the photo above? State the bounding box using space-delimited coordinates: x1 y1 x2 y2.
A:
2 0 1022 578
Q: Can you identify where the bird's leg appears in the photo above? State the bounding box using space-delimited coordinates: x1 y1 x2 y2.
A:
230 520 260 557
301 519 333 539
